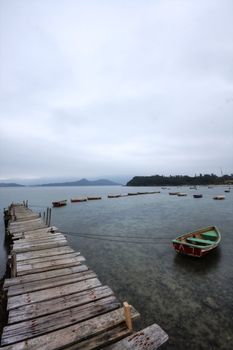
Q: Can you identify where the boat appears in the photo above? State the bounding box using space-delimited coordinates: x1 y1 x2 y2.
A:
169 192 179 195
193 194 203 198
177 193 187 196
224 190 230 193
108 194 121 198
172 226 221 257
52 200 67 207
128 193 138 196
70 198 87 202
87 196 102 200
213 196 225 200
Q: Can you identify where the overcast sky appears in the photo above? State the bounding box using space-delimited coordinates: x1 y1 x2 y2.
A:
0 0 233 182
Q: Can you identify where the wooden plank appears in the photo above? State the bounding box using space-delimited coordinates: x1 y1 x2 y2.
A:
13 239 68 251
14 233 65 242
12 241 68 253
7 270 96 296
2 296 120 345
11 227 59 239
16 252 81 265
63 324 131 350
16 256 85 276
4 265 89 289
7 277 102 310
15 227 58 236
17 254 84 269
15 246 74 262
105 324 169 350
8 286 114 323
9 222 47 233
13 236 67 247
9 218 42 227
0 306 140 350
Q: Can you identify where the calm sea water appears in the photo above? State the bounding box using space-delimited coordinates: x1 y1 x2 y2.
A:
0 185 232 349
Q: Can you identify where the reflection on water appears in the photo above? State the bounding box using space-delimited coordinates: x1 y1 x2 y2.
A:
0 185 232 349
173 247 222 274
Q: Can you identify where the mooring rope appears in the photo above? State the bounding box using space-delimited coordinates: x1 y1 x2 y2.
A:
60 230 171 244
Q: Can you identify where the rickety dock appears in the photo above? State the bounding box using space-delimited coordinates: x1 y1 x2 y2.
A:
1 203 168 349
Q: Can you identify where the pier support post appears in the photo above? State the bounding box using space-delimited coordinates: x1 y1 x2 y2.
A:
123 301 133 332
11 252 17 277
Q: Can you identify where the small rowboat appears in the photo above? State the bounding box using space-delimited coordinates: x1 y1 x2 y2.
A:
70 198 87 203
169 192 179 195
108 194 121 198
193 194 203 198
177 193 187 197
213 196 225 200
172 226 221 257
224 190 230 193
52 200 67 207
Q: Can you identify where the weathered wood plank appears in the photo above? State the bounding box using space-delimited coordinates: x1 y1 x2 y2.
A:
17 255 85 276
106 324 169 350
14 233 65 243
15 246 74 262
13 227 58 237
63 324 131 350
7 270 96 296
16 257 85 276
2 296 120 345
12 241 68 253
7 277 102 310
8 286 114 323
0 306 140 350
4 265 89 288
16 252 81 266
9 222 47 234
9 218 42 227
11 227 58 239
13 236 67 247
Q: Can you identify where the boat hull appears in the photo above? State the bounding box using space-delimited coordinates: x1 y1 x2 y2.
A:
172 241 218 257
52 200 67 207
172 226 220 257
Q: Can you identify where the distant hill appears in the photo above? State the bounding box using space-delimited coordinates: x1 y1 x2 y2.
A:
0 183 24 187
37 178 120 186
127 174 233 186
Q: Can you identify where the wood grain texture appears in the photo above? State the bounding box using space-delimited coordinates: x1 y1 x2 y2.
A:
8 285 114 324
4 265 89 288
106 324 169 350
7 277 102 310
0 306 140 350
2 296 120 345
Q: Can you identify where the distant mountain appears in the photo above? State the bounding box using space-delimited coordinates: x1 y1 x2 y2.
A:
0 183 24 187
37 178 121 186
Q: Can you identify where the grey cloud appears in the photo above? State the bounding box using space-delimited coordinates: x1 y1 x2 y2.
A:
0 0 233 180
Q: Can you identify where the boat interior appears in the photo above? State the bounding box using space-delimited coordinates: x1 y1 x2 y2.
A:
178 229 218 246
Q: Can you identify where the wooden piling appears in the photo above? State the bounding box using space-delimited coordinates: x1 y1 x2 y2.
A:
123 301 133 332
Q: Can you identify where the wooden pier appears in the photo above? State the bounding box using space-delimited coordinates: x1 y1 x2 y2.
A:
0 203 168 349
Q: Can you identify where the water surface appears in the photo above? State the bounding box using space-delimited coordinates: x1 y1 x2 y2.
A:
0 185 232 349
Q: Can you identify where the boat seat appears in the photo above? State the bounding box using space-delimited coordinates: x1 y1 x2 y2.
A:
201 231 217 241
186 237 213 245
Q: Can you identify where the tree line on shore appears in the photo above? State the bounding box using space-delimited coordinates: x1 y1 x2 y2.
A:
127 174 233 186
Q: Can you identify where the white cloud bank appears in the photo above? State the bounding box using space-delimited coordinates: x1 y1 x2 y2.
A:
0 0 233 180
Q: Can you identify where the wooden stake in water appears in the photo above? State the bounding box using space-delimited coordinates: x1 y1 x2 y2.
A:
123 301 133 332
